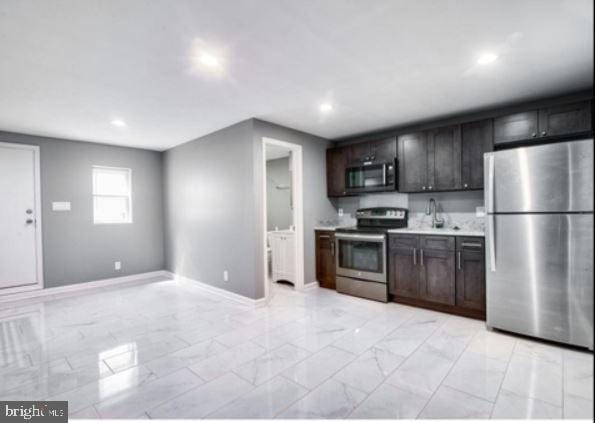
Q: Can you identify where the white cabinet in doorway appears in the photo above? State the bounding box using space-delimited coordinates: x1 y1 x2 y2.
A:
269 230 295 284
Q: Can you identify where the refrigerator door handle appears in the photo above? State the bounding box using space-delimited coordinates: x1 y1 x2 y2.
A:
488 215 496 272
487 154 495 213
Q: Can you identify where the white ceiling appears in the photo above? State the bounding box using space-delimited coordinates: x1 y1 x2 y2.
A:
0 0 592 151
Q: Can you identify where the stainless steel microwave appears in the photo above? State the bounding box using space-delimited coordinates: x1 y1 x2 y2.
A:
345 160 395 194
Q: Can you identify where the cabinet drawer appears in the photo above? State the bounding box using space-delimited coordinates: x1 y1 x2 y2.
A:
419 235 454 251
456 237 484 251
389 234 419 249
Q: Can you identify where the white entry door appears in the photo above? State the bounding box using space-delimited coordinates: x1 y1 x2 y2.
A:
0 142 43 291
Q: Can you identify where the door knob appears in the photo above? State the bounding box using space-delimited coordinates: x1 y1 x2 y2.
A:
422 186 426 190
463 183 468 188
428 186 433 190
531 132 537 137
541 131 547 136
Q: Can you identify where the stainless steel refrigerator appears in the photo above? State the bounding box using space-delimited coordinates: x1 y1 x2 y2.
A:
485 139 594 349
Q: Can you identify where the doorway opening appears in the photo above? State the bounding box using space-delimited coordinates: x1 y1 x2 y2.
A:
262 138 304 300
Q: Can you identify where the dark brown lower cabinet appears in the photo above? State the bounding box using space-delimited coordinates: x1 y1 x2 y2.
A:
315 230 336 289
419 249 456 305
455 238 486 313
389 247 419 299
389 234 485 319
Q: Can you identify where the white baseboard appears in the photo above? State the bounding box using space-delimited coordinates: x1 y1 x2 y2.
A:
0 271 169 305
302 281 320 291
168 272 267 308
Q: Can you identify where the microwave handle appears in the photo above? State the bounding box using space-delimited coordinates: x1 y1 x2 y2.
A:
382 164 387 185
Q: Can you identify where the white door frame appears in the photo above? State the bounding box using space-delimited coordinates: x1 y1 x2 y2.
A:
262 137 304 299
0 141 44 295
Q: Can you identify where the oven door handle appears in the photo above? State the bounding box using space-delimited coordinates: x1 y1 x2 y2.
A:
335 233 386 242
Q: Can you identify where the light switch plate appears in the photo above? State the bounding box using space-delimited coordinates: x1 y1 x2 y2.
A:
52 201 71 211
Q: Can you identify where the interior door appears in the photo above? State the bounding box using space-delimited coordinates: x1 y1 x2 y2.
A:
0 143 42 290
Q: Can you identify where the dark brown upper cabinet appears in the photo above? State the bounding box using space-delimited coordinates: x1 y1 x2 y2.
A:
539 101 592 138
326 146 349 197
461 119 494 189
349 137 396 163
397 132 429 192
494 100 591 145
428 125 461 191
494 111 539 144
398 125 461 193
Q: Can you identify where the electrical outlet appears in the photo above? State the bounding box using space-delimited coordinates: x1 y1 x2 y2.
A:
223 270 229 282
338 208 344 217
114 261 122 270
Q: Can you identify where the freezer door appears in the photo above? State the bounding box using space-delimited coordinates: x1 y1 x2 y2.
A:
485 139 593 213
486 213 594 348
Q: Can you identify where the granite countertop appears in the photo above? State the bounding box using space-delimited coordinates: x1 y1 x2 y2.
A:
314 226 341 231
387 227 484 237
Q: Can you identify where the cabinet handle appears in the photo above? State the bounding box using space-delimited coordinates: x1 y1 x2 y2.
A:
457 251 461 270
428 186 433 190
412 248 417 265
420 249 424 266
422 186 426 190
541 131 547 136
531 132 537 137
319 235 330 239
463 183 468 188
331 241 335 257
461 242 482 248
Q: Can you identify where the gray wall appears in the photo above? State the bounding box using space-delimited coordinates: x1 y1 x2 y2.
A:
164 119 335 300
266 157 292 231
253 119 336 293
0 130 165 288
163 120 262 299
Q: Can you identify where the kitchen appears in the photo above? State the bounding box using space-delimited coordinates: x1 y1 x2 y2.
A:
315 92 593 348
0 0 593 420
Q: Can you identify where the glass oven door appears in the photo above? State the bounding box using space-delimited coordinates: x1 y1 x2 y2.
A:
335 233 387 283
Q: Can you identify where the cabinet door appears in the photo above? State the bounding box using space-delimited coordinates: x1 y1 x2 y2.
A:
369 137 397 162
419 249 455 305
316 231 336 289
349 142 371 163
428 125 461 191
461 119 493 189
494 111 539 144
455 249 485 312
398 132 428 192
539 101 592 138
389 247 419 298
326 147 349 197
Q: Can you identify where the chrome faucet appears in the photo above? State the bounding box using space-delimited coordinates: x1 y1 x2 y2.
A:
426 198 445 228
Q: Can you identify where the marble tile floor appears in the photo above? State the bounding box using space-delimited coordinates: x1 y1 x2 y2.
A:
0 276 592 419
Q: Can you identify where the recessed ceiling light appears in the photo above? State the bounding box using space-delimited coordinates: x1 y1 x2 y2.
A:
199 53 220 68
319 103 334 113
111 119 126 128
477 53 499 65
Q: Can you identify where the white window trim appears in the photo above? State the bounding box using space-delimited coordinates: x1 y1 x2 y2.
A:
92 165 133 224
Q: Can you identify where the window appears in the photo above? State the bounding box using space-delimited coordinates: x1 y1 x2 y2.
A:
92 166 132 224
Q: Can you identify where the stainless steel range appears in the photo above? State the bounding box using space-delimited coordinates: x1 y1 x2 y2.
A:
335 207 408 302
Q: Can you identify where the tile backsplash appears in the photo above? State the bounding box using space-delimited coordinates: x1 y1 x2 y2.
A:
330 190 485 230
